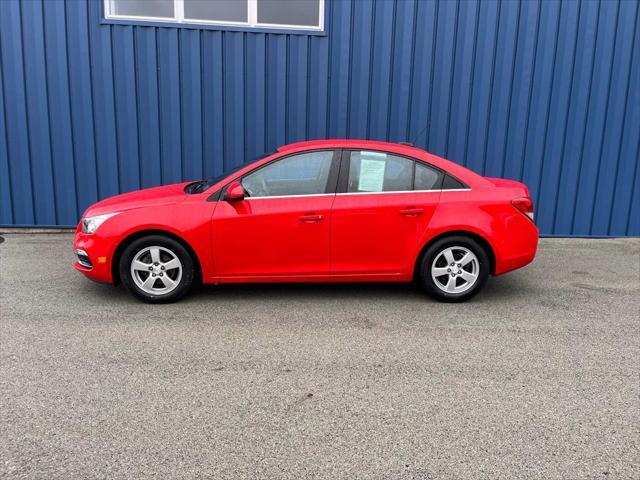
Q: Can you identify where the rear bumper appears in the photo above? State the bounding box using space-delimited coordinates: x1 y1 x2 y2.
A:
493 214 539 275
73 229 115 283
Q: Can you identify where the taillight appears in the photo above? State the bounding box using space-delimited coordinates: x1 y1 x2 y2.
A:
512 197 534 221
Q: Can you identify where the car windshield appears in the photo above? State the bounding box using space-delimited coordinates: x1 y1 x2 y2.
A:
184 153 274 194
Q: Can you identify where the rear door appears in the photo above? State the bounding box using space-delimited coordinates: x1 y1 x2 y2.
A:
211 150 339 278
330 150 442 276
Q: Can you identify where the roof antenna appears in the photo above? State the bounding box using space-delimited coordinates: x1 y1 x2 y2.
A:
410 120 430 146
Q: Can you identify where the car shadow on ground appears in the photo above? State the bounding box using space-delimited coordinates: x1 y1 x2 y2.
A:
77 271 530 305
195 274 528 302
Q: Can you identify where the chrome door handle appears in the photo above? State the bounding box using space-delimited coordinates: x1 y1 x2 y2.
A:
400 207 424 216
299 214 324 222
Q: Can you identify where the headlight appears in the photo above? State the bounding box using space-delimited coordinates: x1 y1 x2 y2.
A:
81 213 118 234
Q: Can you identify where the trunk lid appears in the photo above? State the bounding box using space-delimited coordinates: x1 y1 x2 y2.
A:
485 177 530 196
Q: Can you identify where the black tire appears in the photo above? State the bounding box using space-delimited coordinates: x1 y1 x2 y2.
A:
418 235 490 302
119 235 195 303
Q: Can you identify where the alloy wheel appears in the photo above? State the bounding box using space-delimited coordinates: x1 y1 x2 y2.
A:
130 246 183 295
431 246 479 294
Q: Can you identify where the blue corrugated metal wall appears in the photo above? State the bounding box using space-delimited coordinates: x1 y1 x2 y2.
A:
0 0 638 235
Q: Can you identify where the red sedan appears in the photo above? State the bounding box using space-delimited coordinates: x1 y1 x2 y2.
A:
73 140 538 303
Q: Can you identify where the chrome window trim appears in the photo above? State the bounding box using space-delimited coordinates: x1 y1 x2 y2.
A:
246 193 335 200
336 188 471 196
245 188 471 200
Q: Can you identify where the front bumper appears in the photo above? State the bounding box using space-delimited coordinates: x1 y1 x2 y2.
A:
73 230 115 283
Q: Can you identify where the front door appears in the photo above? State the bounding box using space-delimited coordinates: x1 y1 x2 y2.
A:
211 150 339 278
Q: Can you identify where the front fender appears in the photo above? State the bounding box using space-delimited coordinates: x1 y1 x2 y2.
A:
90 199 216 281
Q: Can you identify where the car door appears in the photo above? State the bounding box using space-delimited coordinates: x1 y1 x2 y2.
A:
211 150 339 278
330 150 442 276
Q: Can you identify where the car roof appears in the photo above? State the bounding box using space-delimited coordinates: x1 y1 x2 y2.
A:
276 139 491 188
208 139 492 193
277 139 422 155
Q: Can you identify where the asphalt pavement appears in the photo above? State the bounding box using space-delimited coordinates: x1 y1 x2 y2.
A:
1 234 638 479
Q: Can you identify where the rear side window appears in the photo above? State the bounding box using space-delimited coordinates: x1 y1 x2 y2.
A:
414 162 443 190
442 174 467 190
347 151 413 193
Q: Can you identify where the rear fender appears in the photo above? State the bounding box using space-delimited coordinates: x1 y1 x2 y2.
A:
410 196 503 275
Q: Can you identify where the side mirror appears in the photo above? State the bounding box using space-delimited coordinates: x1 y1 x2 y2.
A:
225 181 245 201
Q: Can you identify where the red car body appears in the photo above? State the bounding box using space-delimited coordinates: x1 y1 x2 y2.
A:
73 140 538 286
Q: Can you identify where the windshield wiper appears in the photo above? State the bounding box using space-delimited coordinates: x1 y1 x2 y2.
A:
184 180 210 194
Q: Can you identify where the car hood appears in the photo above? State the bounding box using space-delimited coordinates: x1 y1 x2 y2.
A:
83 182 190 217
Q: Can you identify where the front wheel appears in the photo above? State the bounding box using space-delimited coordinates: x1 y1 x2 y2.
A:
418 236 490 302
119 235 195 303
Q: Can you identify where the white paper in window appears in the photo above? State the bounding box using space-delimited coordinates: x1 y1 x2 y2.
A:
358 158 386 192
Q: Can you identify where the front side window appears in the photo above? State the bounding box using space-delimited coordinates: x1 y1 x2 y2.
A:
242 151 334 198
347 151 413 193
105 0 324 31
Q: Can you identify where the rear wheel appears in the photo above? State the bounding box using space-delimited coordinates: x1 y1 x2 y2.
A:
119 235 194 303
418 236 490 302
